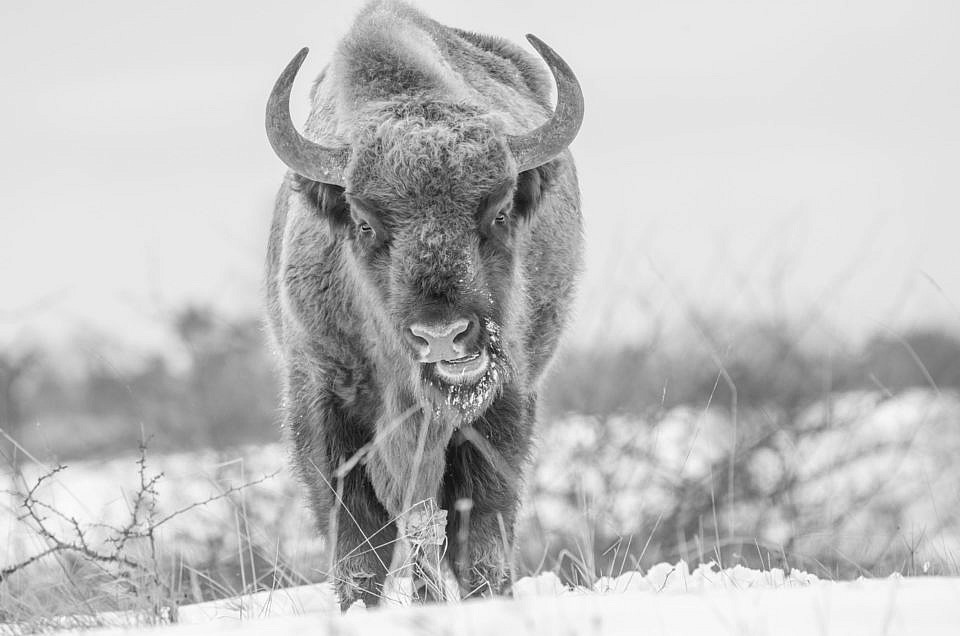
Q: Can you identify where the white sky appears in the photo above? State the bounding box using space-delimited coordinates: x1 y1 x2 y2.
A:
2 0 959 355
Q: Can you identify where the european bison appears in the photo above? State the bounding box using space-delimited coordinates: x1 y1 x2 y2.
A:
264 0 584 608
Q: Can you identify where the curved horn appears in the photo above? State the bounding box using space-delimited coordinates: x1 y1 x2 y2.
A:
507 35 585 172
265 48 350 186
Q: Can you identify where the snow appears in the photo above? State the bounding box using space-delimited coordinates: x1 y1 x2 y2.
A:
175 583 337 623
4 389 960 633
528 388 960 564
6 388 959 574
73 565 960 635
0 445 323 575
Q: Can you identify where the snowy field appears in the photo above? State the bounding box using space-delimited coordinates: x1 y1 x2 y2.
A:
3 387 960 632
6 388 960 574
28 564 960 635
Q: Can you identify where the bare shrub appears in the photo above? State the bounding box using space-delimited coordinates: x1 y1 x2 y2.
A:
0 441 288 630
528 321 960 581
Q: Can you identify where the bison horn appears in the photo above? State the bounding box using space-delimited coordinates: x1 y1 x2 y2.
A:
507 35 585 172
267 37 582 183
265 48 350 187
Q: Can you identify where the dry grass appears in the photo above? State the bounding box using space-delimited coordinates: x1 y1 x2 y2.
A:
3 305 960 627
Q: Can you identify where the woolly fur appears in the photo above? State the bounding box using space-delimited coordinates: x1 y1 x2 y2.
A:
265 0 584 607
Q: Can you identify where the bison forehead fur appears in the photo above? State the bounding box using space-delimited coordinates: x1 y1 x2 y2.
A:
349 100 512 203
264 0 584 608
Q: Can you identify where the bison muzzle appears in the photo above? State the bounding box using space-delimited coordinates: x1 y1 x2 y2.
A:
264 0 584 608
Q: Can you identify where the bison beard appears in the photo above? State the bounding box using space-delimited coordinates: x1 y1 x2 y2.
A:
264 0 583 609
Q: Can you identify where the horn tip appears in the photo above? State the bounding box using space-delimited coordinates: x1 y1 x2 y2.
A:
523 34 555 60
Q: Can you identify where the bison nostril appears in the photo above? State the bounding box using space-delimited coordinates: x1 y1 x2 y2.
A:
452 317 478 347
405 328 430 353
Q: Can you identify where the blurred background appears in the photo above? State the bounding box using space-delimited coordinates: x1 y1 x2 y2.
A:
2 0 960 612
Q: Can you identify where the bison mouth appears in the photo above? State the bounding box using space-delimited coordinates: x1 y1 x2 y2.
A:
411 317 506 412
433 349 490 385
421 345 503 416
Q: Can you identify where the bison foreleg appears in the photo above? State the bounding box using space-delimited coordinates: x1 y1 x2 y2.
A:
442 451 528 591
285 377 398 610
366 408 456 600
327 465 398 610
446 497 516 597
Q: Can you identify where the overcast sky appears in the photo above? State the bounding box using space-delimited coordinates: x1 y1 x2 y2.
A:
2 0 959 355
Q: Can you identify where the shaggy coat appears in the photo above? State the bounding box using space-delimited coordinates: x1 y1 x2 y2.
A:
265 0 583 607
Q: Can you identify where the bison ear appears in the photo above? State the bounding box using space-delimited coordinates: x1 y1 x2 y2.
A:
318 183 352 236
514 161 558 220
292 175 351 235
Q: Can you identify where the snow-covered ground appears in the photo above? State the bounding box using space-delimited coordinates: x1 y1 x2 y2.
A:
74 563 960 635
3 388 960 632
1 444 323 578
531 387 960 568
6 388 959 579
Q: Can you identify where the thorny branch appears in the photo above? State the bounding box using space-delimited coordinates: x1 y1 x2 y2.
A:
1 443 278 591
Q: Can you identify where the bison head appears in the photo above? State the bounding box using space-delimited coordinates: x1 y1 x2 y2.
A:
266 36 582 414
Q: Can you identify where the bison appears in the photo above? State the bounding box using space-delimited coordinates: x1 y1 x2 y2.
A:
264 0 584 608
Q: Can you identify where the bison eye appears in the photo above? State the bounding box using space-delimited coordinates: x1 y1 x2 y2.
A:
493 211 507 226
358 222 375 236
